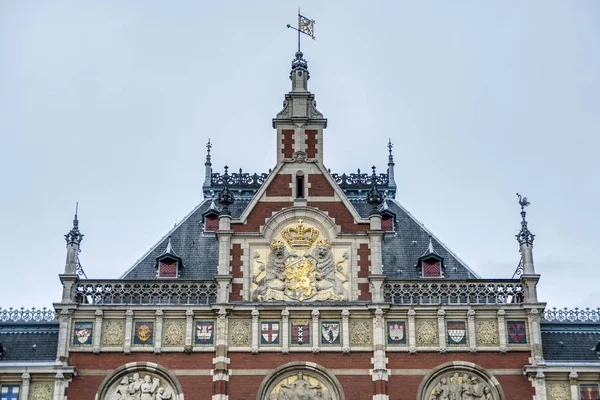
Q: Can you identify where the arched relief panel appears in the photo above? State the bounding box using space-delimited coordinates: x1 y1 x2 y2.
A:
417 361 506 400
95 362 183 400
252 207 352 302
256 361 345 400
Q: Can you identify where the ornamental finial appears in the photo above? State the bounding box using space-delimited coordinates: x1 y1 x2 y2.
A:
206 139 212 164
366 166 383 214
64 203 84 246
516 193 535 246
388 139 394 163
219 166 234 215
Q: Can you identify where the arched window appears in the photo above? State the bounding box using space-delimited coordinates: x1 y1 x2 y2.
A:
256 362 344 400
95 362 183 400
417 361 506 400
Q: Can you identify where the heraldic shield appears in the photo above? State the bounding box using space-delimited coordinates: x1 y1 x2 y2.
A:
507 321 527 344
195 321 214 345
290 320 310 345
261 321 280 345
387 321 406 345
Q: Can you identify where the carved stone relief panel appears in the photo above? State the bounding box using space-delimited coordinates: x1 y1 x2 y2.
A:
162 319 185 347
416 319 438 346
476 320 499 346
30 382 53 400
103 372 176 400
252 219 350 302
101 319 125 347
229 319 252 347
426 373 498 400
268 371 335 400
546 381 571 400
349 319 372 347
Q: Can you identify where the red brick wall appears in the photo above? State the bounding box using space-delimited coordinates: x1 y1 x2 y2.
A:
230 244 243 278
266 174 292 197
305 129 317 158
308 174 334 197
233 202 293 233
282 130 295 158
307 202 369 232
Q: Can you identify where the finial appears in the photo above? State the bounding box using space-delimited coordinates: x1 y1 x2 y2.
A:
366 167 383 213
219 166 234 215
516 193 535 246
388 139 394 164
423 235 436 256
65 203 84 245
164 235 178 256
205 139 212 163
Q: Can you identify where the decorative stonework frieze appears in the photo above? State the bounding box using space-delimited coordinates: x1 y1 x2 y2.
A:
349 319 372 346
103 372 176 400
30 382 53 400
101 320 125 347
416 319 438 346
229 319 252 347
546 381 570 400
162 319 186 347
476 320 499 346
428 373 496 400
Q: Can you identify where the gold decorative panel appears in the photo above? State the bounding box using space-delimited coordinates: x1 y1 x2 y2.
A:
162 319 186 347
546 381 570 400
416 319 438 346
30 382 53 400
229 319 252 347
349 319 372 346
101 319 125 347
476 319 499 346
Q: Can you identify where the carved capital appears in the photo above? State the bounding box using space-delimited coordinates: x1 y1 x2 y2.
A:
252 309 260 322
312 309 320 323
569 371 579 383
154 346 161 355
21 372 30 381
528 308 541 322
439 347 447 354
469 345 477 353
217 306 227 323
93 346 100 354
409 346 417 354
408 309 416 320
312 346 320 354
252 346 259 354
467 310 476 321
497 309 506 321
341 309 350 322
184 344 193 354
500 345 508 354
94 309 104 318
125 309 134 321
342 346 350 354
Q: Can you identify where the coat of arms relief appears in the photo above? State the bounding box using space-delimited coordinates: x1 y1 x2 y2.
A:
253 219 349 302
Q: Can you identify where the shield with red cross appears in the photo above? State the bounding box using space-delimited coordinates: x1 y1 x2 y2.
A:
260 321 280 345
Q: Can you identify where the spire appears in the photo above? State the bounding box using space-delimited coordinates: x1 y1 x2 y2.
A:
387 139 396 191
162 235 178 257
63 204 83 275
516 193 536 275
422 236 437 257
65 204 84 246
218 166 234 215
366 166 384 214
204 139 212 187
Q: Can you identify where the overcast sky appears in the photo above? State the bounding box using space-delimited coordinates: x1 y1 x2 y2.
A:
1 1 598 311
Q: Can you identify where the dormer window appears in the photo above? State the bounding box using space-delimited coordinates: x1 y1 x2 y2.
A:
155 237 183 279
203 200 220 232
418 236 444 278
381 215 394 231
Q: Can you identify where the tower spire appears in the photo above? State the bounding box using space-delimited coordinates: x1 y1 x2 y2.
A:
387 139 396 193
64 203 83 275
204 139 212 187
516 193 535 275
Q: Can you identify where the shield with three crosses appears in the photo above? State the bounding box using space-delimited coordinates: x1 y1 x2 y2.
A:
446 321 467 345
290 320 310 345
261 321 280 345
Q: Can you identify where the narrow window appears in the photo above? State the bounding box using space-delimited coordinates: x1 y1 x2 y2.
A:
296 175 304 198
158 260 178 278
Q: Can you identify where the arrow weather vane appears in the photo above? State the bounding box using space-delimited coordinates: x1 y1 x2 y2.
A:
287 9 315 53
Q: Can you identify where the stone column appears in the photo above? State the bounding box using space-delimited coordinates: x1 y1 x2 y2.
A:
527 308 544 364
532 371 546 400
281 309 290 354
93 309 103 354
408 309 417 354
341 309 350 354
497 309 508 353
124 309 133 354
467 310 477 353
251 309 260 354
372 308 389 400
569 371 579 400
213 307 229 400
437 309 447 353
215 215 234 303
53 372 65 400
368 214 386 303
184 309 194 353
312 309 320 354
55 309 72 363
21 372 30 400
154 309 163 354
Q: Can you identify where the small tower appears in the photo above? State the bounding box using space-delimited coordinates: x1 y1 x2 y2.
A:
387 139 397 196
273 51 327 165
59 206 84 304
204 139 212 187
215 166 235 303
366 167 386 301
516 193 539 303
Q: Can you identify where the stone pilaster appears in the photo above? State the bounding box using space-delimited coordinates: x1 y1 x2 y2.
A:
368 214 386 303
213 307 229 400
281 309 290 354
569 371 579 400
93 309 103 354
497 309 508 353
184 309 194 353
154 309 163 354
21 372 30 400
251 309 260 354
527 308 545 365
311 309 320 354
437 309 447 353
532 371 546 400
55 309 72 363
467 309 477 353
124 309 133 354
371 308 388 400
408 309 417 353
216 214 233 303
341 309 350 354
53 371 65 400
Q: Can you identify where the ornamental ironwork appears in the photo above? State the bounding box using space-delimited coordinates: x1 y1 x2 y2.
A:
542 307 600 323
383 280 524 305
0 307 56 323
73 280 218 305
211 170 269 188
330 169 389 187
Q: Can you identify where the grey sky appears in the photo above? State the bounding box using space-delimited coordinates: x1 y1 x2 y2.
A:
1 1 598 310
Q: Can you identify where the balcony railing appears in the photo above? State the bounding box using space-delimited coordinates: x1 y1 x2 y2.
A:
383 279 524 306
74 280 218 305
542 307 600 323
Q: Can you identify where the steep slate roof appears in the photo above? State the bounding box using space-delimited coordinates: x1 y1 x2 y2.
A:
0 322 59 362
541 323 600 362
122 184 477 280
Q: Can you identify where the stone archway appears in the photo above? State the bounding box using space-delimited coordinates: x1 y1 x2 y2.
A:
95 362 183 400
417 361 506 400
256 361 345 400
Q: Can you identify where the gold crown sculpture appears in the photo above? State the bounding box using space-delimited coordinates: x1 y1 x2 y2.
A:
281 219 320 249
270 239 286 249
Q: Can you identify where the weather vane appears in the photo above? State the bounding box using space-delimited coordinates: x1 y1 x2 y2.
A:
287 9 315 53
